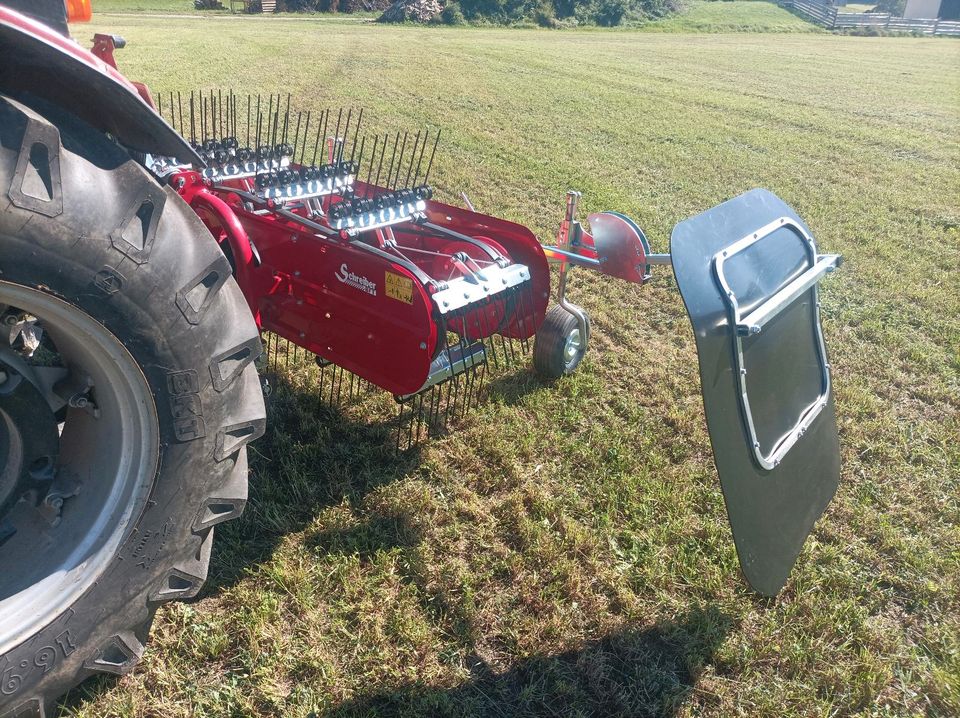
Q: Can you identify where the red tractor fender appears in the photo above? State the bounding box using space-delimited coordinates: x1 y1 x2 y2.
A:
0 5 199 164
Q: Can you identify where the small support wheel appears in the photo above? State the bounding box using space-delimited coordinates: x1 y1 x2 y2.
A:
533 304 590 379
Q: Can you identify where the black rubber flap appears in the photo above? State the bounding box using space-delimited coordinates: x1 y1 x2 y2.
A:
670 188 840 596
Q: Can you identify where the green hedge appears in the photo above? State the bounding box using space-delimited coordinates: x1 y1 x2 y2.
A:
450 0 682 25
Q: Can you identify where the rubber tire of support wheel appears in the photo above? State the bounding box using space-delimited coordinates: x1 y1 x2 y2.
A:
0 94 265 717
532 304 590 380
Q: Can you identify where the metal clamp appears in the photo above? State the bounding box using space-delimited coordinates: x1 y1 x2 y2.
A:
713 216 839 471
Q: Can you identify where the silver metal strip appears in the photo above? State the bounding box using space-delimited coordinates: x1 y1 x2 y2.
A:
432 263 530 314
397 342 487 400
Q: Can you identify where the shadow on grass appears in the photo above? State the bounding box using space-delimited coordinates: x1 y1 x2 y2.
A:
60 364 732 715
320 604 733 718
203 368 428 594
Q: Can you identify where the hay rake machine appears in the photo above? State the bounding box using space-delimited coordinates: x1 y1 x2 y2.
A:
0 4 847 712
153 91 557 448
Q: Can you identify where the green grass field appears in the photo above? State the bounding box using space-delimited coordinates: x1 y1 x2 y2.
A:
64 10 960 718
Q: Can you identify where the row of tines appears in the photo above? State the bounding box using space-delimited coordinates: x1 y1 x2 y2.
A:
259 282 536 452
156 90 442 194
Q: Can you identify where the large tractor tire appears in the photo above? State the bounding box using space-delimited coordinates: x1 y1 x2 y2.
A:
0 94 265 716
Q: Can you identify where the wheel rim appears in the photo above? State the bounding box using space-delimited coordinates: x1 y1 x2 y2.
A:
0 282 159 655
563 327 583 369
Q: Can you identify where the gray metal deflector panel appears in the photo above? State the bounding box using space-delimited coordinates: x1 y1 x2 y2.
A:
670 188 840 596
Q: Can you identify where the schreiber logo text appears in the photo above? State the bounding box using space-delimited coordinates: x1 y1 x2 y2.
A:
335 263 377 296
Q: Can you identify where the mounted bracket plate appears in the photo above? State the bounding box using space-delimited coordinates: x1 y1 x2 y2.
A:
671 188 842 596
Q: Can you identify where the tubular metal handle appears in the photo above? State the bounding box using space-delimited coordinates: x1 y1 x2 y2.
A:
737 254 842 337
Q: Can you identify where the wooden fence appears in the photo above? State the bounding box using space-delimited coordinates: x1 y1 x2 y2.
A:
781 0 960 35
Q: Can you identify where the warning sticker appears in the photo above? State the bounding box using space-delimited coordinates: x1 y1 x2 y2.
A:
385 271 414 304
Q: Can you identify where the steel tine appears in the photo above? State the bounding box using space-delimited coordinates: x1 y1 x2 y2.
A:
424 129 441 186
404 131 421 189
265 94 274 149
418 390 430 443
271 109 280 157
317 365 325 411
349 108 363 165
515 282 530 353
255 94 262 148
374 133 388 188
282 93 291 145
354 135 366 178
318 109 329 165
339 108 352 164
478 301 499 369
292 111 303 163
177 92 184 141
392 131 408 189
385 131 401 190
246 94 251 149
189 91 196 145
396 401 406 453
365 134 379 189
476 362 487 406
498 302 512 366
423 385 436 439
462 363 476 420
412 129 429 186
299 111 311 164
331 108 344 162
406 394 417 449
168 92 175 130
410 395 421 447
431 381 444 436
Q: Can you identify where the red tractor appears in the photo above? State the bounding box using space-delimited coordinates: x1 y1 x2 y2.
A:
0 2 843 713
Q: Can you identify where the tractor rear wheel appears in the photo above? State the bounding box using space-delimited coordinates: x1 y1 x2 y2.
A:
0 94 265 716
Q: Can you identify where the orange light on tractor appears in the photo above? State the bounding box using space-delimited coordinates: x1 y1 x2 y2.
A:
66 0 93 22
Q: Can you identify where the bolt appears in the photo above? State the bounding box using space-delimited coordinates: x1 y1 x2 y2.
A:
419 342 427 350
69 395 88 409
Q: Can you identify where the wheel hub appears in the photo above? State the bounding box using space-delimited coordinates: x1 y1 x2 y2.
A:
564 328 582 366
0 283 159 656
0 368 59 520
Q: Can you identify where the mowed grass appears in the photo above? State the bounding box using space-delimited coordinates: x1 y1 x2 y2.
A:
64 14 959 718
641 1 820 32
